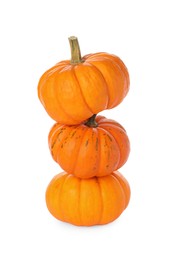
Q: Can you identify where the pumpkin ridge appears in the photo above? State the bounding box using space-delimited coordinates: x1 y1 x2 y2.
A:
53 126 79 164
101 124 129 169
52 70 81 123
110 58 127 86
38 65 65 104
87 53 129 93
78 179 83 226
95 55 127 108
95 115 106 124
111 174 127 210
97 177 104 224
99 121 126 132
113 171 130 209
49 124 66 151
104 54 130 87
90 127 100 177
84 52 107 61
101 56 128 105
71 127 89 174
58 64 73 73
97 127 121 171
56 173 70 221
94 128 100 176
100 125 122 149
88 62 110 108
59 174 73 222
72 67 94 115
39 63 66 86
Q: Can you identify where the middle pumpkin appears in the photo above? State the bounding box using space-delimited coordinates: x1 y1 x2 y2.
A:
48 115 130 179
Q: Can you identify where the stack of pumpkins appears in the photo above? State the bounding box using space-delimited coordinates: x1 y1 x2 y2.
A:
37 36 131 226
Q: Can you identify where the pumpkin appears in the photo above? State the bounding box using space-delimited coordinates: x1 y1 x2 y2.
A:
48 115 130 178
38 36 130 124
45 171 130 226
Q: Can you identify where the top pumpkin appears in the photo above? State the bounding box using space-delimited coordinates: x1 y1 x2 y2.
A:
38 36 130 124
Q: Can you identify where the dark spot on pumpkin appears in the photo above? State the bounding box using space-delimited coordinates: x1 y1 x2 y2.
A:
61 144 63 148
92 132 94 140
85 139 89 146
51 139 57 149
107 134 112 141
71 131 77 138
56 130 65 142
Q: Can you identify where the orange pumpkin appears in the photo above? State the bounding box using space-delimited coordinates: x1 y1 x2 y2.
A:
48 115 130 178
45 171 130 226
38 36 130 124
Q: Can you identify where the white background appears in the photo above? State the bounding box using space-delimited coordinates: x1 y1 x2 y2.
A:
0 0 173 259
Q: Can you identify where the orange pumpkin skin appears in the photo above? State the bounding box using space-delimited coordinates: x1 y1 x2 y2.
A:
38 52 129 124
48 115 130 178
45 171 130 226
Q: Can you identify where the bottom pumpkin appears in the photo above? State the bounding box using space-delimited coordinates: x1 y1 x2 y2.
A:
46 171 130 226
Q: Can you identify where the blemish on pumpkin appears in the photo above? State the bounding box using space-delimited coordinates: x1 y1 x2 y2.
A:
61 144 63 148
107 135 112 141
71 131 77 138
91 131 94 141
57 130 63 136
51 140 56 149
85 140 89 146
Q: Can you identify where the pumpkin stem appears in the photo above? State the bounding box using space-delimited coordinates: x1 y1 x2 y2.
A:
68 36 83 64
85 114 98 128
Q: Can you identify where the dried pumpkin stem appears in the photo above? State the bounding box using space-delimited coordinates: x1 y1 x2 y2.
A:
68 36 83 64
85 114 98 128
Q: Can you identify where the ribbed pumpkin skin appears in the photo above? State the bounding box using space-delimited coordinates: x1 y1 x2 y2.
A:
45 171 130 226
38 52 130 124
48 115 130 178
